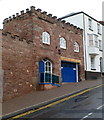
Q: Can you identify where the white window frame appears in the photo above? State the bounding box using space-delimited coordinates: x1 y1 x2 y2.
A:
60 37 66 49
44 60 52 74
42 32 50 45
44 59 52 83
88 34 98 47
88 19 93 30
97 24 101 34
91 56 95 70
94 35 98 47
88 34 93 46
74 42 79 52
99 40 102 50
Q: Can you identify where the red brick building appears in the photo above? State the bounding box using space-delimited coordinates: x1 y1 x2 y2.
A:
2 6 85 101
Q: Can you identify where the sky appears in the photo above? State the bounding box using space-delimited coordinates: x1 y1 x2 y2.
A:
0 0 103 29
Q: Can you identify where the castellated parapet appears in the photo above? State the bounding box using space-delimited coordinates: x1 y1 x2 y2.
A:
3 6 83 34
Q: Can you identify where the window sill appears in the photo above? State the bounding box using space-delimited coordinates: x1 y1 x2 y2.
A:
89 28 93 31
74 50 79 53
98 33 102 35
91 68 96 70
42 42 50 46
60 47 67 50
99 49 103 52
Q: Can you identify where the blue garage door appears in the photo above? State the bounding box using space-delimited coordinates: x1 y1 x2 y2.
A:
61 61 77 82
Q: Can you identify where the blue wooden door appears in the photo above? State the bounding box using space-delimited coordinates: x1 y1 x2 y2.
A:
61 61 77 82
39 60 44 82
39 60 44 73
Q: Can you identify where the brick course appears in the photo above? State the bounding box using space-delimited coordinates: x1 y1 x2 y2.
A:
2 6 85 101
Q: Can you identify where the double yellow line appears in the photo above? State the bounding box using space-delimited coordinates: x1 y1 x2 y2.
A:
7 84 104 120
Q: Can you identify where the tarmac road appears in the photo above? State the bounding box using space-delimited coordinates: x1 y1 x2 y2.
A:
11 84 104 120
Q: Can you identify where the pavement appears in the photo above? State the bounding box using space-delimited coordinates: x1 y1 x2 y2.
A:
2 78 103 117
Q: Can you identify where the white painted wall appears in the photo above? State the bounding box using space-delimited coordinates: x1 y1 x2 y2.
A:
102 25 104 73
64 13 83 29
84 14 102 72
63 12 103 73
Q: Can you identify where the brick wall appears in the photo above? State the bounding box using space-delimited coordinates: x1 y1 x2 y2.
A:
2 33 34 100
0 29 3 103
2 6 85 101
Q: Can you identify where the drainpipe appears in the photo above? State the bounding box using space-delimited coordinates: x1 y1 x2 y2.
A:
83 13 87 79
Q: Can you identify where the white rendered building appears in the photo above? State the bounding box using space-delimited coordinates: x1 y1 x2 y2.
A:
102 2 104 74
61 12 103 79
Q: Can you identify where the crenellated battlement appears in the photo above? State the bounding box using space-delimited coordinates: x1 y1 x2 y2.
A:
2 32 33 44
3 6 83 33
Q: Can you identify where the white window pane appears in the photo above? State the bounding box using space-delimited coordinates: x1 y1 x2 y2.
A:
60 37 66 49
97 24 100 34
89 19 93 30
88 34 93 46
74 42 79 52
91 56 95 69
94 35 98 47
42 32 50 45
99 40 102 50
45 61 52 73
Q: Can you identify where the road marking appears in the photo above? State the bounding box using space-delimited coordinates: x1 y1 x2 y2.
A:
88 113 93 116
80 112 93 120
7 84 104 120
97 104 104 110
81 104 104 120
